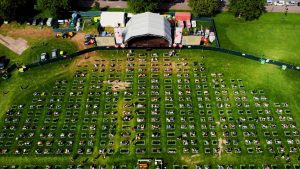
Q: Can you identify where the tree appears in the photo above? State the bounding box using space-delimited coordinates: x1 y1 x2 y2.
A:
228 0 265 20
188 0 220 17
128 0 159 13
94 1 100 10
0 0 34 21
36 0 71 17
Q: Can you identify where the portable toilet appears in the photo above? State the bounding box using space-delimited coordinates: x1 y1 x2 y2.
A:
70 13 78 27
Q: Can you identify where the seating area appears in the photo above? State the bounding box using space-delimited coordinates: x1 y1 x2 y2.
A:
0 51 299 168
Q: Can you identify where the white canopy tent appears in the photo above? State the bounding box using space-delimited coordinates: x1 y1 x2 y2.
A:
100 12 126 27
123 12 172 46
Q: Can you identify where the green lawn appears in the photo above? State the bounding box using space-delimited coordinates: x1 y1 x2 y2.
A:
215 12 300 65
0 49 299 168
19 38 78 64
0 11 300 169
0 36 77 114
0 38 77 65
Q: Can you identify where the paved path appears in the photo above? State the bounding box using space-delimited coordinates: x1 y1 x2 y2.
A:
0 34 29 55
266 5 300 13
78 0 300 13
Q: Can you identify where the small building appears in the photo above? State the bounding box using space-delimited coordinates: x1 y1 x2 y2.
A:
175 12 192 28
124 12 172 48
100 12 126 27
175 12 191 21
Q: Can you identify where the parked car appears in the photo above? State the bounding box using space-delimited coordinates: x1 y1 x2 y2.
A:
26 18 33 25
298 2 300 6
40 18 47 26
46 18 53 27
57 20 65 25
286 1 296 6
36 18 42 25
40 53 49 62
274 0 285 5
51 19 59 28
0 62 4 70
32 18 37 26
266 0 273 5
0 56 8 70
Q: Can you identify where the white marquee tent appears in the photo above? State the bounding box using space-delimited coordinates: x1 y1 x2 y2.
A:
100 12 126 27
123 12 172 46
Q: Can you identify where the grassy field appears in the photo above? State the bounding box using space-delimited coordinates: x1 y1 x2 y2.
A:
0 23 78 64
215 12 300 65
0 12 300 168
0 49 299 168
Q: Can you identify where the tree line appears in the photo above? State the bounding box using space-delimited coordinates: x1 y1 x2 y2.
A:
0 0 71 21
128 0 266 21
0 0 266 21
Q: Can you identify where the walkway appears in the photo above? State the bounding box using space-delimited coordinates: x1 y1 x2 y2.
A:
0 34 29 55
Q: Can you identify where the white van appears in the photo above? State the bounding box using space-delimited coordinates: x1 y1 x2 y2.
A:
266 0 273 5
274 0 285 5
58 20 65 25
46 18 53 27
286 1 296 6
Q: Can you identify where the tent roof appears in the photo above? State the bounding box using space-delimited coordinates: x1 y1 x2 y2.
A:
124 12 172 46
100 12 125 27
175 12 191 21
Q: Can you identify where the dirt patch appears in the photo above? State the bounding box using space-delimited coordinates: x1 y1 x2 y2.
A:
181 154 202 165
10 28 53 39
104 80 130 91
0 25 53 40
71 32 96 58
0 25 85 51
71 33 86 50
67 52 110 73
68 55 102 70
76 55 97 66
218 137 224 159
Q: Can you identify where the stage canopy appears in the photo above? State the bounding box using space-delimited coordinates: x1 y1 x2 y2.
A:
123 12 172 47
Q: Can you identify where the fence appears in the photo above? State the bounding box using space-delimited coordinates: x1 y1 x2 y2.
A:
53 28 76 33
191 46 299 71
75 11 101 18
25 45 300 72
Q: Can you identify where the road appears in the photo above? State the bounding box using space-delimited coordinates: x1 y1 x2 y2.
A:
78 0 300 13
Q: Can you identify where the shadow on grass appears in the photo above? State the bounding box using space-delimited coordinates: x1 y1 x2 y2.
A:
0 56 10 68
213 19 241 50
